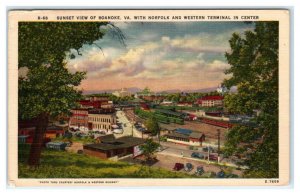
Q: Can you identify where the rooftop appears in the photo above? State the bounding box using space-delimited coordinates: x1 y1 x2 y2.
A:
84 136 145 151
198 95 224 101
88 108 115 114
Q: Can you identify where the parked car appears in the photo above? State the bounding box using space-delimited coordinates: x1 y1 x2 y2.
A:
113 129 123 134
216 170 226 178
191 152 205 159
202 146 215 153
205 154 218 161
195 166 205 175
184 163 194 172
173 163 184 171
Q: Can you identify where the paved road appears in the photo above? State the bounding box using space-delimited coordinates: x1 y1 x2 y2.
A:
115 110 140 138
153 153 243 176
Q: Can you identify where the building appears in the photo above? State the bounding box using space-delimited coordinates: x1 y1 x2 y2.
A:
69 108 117 132
217 85 228 94
69 108 89 131
139 95 165 102
140 103 150 110
88 108 117 132
89 96 109 102
165 128 205 146
112 88 132 97
177 102 193 107
18 125 65 143
197 95 224 107
83 135 145 160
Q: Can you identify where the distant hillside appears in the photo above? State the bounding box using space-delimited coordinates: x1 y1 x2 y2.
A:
83 87 219 95
83 87 142 95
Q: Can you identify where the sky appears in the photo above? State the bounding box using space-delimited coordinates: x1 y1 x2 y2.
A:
66 22 254 93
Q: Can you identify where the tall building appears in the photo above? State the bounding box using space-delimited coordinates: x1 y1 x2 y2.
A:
112 88 132 97
69 108 116 132
88 109 116 132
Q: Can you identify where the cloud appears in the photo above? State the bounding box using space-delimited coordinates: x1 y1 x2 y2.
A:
66 29 233 92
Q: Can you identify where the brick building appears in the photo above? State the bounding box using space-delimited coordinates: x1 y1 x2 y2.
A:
197 95 224 107
69 108 116 132
69 108 89 131
88 108 116 132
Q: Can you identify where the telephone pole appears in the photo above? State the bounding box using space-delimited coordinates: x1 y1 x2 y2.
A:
217 129 221 163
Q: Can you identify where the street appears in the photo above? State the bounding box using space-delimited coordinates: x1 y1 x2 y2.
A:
115 110 140 138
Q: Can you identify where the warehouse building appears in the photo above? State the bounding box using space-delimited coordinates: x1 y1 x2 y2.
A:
83 135 145 160
165 128 205 146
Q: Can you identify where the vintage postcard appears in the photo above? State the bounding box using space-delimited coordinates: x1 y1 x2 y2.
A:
8 9 290 187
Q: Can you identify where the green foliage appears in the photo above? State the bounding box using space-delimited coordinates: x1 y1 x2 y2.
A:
140 139 160 161
19 63 85 119
52 136 95 144
18 144 195 178
223 22 279 178
141 87 152 94
145 117 160 136
18 22 112 119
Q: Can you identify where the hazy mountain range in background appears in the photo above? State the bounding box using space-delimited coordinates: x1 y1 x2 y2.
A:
82 87 221 95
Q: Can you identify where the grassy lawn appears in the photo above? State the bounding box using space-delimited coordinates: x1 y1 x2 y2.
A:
19 144 198 178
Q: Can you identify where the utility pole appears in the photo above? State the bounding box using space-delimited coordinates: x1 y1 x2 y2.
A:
217 129 221 154
217 129 221 164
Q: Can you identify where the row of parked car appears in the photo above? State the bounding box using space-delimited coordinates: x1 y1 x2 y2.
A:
173 162 238 178
191 152 218 161
173 163 204 175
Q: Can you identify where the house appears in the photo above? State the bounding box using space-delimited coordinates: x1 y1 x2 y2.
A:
165 128 205 146
83 135 145 160
197 95 224 107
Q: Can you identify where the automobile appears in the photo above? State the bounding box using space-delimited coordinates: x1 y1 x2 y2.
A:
195 166 205 175
205 154 218 161
184 163 194 172
113 129 123 134
191 152 205 159
202 146 215 153
216 170 226 178
173 163 184 171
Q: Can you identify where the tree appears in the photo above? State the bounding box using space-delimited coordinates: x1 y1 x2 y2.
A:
141 87 151 94
145 116 160 137
222 22 279 178
18 22 124 167
140 138 160 162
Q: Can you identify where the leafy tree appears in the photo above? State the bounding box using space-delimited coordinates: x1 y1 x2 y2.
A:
223 22 279 178
145 116 160 137
140 138 160 161
139 87 151 95
18 22 124 167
